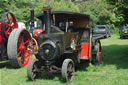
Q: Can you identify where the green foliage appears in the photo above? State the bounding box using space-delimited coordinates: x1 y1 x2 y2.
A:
0 0 9 16
34 0 80 14
76 0 113 28
0 0 79 25
106 0 128 25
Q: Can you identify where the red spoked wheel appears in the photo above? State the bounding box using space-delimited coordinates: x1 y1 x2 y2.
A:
1 12 17 38
7 28 32 67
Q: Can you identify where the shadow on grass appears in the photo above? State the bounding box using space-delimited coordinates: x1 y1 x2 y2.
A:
26 72 67 83
119 38 128 39
75 60 89 71
26 60 90 83
102 44 128 69
0 61 19 69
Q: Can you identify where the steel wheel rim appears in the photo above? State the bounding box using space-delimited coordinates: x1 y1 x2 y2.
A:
17 31 32 67
32 63 39 80
31 38 38 53
98 46 102 63
2 12 17 38
67 62 74 82
96 43 101 63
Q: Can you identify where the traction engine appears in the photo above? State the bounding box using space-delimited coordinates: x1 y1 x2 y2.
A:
27 7 102 82
0 12 37 68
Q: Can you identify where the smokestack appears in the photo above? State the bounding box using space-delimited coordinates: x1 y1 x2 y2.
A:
28 2 34 34
31 8 34 30
42 7 51 34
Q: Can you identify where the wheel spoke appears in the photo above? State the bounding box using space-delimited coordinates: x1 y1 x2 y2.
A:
5 23 9 27
33 68 37 72
33 65 38 72
70 73 74 76
32 72 36 79
24 50 32 60
24 40 30 45
19 57 22 64
23 56 27 64
6 14 10 23
18 50 22 57
5 26 11 34
69 63 72 69
68 63 73 73
17 47 21 50
10 18 13 25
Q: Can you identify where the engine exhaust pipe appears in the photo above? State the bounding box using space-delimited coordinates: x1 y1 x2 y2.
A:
42 7 51 34
29 2 34 34
30 8 34 33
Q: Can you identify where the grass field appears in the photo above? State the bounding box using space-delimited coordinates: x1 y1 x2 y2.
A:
1 34 128 85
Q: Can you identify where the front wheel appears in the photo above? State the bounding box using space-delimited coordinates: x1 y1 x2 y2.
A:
27 59 41 81
61 59 75 82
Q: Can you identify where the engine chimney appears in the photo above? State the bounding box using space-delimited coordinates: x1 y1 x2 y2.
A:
43 7 51 34
30 8 34 34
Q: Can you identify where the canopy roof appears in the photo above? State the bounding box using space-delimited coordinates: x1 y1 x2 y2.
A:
36 11 90 28
36 11 89 20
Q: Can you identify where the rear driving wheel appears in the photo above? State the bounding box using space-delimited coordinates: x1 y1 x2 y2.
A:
27 59 41 81
1 12 17 38
61 59 75 82
91 41 102 65
7 28 32 67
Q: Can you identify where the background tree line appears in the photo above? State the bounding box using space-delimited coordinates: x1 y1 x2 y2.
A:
0 0 127 30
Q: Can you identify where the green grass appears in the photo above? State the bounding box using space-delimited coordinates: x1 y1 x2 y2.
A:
1 34 128 85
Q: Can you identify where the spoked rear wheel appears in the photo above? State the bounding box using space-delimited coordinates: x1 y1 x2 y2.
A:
7 28 32 67
91 41 102 65
1 12 17 38
61 59 75 82
27 59 41 81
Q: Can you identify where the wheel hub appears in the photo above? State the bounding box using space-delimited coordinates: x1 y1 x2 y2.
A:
19 43 26 51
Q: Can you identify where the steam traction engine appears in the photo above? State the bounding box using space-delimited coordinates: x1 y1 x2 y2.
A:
0 12 36 67
27 8 102 82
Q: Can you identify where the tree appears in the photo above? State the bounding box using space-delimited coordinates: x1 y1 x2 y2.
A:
75 0 113 28
106 0 128 25
0 0 79 26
